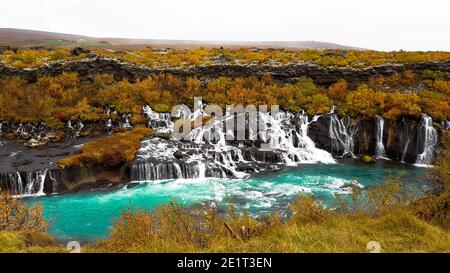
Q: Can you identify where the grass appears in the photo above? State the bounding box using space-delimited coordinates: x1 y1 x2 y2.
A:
38 39 111 47
218 210 450 253
58 127 154 168
87 198 450 253
0 231 65 253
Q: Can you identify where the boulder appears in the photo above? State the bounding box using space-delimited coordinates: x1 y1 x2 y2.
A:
24 139 47 148
173 150 184 159
70 47 91 56
361 155 376 164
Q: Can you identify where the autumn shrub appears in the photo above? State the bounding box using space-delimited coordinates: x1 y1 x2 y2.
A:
289 195 330 224
0 64 448 129
327 79 349 101
0 192 63 253
0 192 48 232
344 84 386 118
419 90 450 121
383 92 422 120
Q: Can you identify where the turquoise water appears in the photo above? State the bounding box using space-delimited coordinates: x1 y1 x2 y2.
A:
27 161 430 241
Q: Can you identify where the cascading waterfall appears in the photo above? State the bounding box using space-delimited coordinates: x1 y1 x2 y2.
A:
328 112 359 158
257 111 335 164
131 105 335 182
415 114 438 166
375 115 388 159
66 120 84 137
142 105 173 132
120 114 132 129
105 119 112 128
0 169 49 197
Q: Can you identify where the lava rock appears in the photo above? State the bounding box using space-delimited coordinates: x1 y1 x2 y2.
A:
173 150 184 159
70 47 91 56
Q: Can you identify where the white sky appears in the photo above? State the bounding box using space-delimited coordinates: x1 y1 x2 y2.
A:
0 0 449 51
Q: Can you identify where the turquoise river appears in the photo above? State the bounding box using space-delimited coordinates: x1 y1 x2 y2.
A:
26 160 431 241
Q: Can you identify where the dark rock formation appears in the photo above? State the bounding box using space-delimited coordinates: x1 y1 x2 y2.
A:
50 164 129 193
0 46 17 54
1 57 450 85
70 47 91 56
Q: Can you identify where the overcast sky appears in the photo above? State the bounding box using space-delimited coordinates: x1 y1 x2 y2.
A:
1 0 449 51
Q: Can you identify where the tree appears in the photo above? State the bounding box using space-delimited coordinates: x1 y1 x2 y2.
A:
328 79 348 101
345 85 385 118
383 92 421 120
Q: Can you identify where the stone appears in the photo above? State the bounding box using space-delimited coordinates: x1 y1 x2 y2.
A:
173 150 184 159
70 47 91 56
361 155 376 164
24 139 47 148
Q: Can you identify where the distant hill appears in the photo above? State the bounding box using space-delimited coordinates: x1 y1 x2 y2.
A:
0 28 363 50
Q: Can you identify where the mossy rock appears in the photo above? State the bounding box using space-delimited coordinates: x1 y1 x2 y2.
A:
362 155 376 164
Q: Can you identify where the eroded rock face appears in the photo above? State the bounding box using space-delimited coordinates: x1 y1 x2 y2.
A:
50 165 129 193
1 57 450 85
308 113 442 163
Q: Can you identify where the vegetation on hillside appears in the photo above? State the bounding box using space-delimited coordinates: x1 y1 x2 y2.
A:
0 70 449 130
2 48 450 69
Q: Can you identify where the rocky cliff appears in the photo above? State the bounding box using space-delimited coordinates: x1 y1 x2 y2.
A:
1 57 450 85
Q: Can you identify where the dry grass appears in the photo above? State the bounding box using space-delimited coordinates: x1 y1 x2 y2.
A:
89 196 450 253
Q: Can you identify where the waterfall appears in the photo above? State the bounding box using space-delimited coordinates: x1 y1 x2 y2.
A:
120 114 132 129
400 117 414 162
295 112 335 163
442 121 450 130
142 105 173 132
66 120 84 137
0 169 49 197
23 169 48 197
328 114 358 157
415 114 438 166
131 105 335 182
375 115 387 159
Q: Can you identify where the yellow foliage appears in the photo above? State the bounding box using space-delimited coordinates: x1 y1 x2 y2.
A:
0 192 48 232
